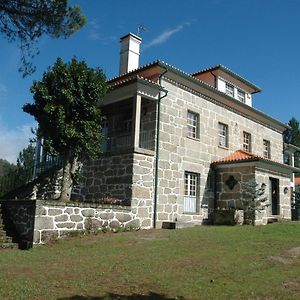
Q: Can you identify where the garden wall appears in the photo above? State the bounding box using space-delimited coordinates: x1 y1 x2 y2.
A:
1 199 141 246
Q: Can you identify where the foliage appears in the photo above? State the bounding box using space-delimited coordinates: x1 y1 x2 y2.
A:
287 117 300 168
23 57 107 201
0 0 86 76
292 187 300 209
16 143 35 184
241 179 269 225
0 158 16 176
17 143 35 170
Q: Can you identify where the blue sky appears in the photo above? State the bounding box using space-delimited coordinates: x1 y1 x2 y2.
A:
0 0 300 163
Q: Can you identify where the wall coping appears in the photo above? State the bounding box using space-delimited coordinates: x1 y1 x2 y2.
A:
0 199 132 211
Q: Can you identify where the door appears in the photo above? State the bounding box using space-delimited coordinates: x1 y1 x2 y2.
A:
269 177 279 215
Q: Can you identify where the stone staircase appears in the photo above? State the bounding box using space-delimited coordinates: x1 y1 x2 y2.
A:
0 204 19 249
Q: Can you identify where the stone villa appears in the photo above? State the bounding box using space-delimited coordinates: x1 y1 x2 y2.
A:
68 32 300 227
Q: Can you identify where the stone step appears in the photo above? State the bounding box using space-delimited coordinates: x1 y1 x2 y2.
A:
175 222 196 229
162 221 196 229
267 217 279 224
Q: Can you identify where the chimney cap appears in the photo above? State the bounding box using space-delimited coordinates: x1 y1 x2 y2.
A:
120 32 142 42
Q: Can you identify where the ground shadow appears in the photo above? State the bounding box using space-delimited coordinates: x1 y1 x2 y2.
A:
58 292 184 300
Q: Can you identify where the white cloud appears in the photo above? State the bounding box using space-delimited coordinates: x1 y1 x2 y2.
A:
0 83 7 94
88 19 117 45
144 21 194 49
0 122 35 164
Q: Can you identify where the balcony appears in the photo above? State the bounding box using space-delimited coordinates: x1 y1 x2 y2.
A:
102 130 155 153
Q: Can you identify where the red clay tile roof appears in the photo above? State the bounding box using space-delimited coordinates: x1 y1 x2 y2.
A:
295 177 300 186
212 150 262 164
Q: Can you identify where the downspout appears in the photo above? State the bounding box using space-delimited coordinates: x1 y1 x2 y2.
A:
153 68 168 228
210 71 217 89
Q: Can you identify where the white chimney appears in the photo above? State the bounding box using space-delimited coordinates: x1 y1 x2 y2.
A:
119 33 142 75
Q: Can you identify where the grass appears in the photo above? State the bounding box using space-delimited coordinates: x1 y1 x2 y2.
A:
0 222 300 299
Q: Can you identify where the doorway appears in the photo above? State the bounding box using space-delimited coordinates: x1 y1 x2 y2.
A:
269 177 279 215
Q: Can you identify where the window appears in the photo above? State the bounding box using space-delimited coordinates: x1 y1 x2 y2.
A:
237 89 245 103
218 122 228 148
263 139 271 159
284 152 291 165
184 172 200 213
187 111 199 139
225 82 234 97
243 131 251 152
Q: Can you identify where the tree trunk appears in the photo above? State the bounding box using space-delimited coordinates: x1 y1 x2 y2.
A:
59 155 78 202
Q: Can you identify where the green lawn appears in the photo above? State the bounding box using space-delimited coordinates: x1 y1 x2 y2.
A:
1 222 300 300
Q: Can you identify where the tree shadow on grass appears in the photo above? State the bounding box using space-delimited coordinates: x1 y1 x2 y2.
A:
58 292 184 300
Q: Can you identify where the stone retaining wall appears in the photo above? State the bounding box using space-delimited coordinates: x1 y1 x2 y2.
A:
34 201 139 244
1 200 141 246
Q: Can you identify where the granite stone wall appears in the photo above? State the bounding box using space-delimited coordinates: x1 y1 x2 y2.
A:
1 200 141 245
33 201 139 244
72 153 134 205
150 78 286 225
215 165 292 225
131 151 155 228
1 200 35 245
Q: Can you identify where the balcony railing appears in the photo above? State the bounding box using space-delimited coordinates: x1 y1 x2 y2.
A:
0 158 63 198
103 130 155 153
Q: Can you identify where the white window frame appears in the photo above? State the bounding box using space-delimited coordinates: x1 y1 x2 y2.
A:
263 139 271 159
237 89 245 103
243 131 251 152
184 172 200 213
187 111 199 139
225 82 234 97
218 122 228 148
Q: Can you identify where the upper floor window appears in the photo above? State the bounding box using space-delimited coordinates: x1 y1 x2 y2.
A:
187 111 199 139
218 122 228 148
225 82 234 97
284 152 291 165
237 89 245 103
263 139 271 159
243 131 251 152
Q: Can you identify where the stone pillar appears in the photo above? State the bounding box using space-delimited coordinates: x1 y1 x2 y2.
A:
133 94 141 149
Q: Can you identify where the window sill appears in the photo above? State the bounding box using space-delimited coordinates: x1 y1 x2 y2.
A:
187 136 200 142
218 145 229 150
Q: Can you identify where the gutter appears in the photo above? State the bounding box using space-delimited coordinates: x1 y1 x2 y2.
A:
153 68 168 228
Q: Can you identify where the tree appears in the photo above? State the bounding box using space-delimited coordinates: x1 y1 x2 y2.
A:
16 143 35 184
17 143 35 170
241 179 269 225
0 159 16 176
0 0 86 76
23 57 107 201
288 117 300 168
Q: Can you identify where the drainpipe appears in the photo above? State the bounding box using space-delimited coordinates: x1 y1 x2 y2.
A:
210 71 217 89
153 68 168 228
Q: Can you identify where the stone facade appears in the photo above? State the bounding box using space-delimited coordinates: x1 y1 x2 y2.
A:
27 62 297 229
72 153 134 205
215 164 292 225
69 76 292 227
149 78 287 225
